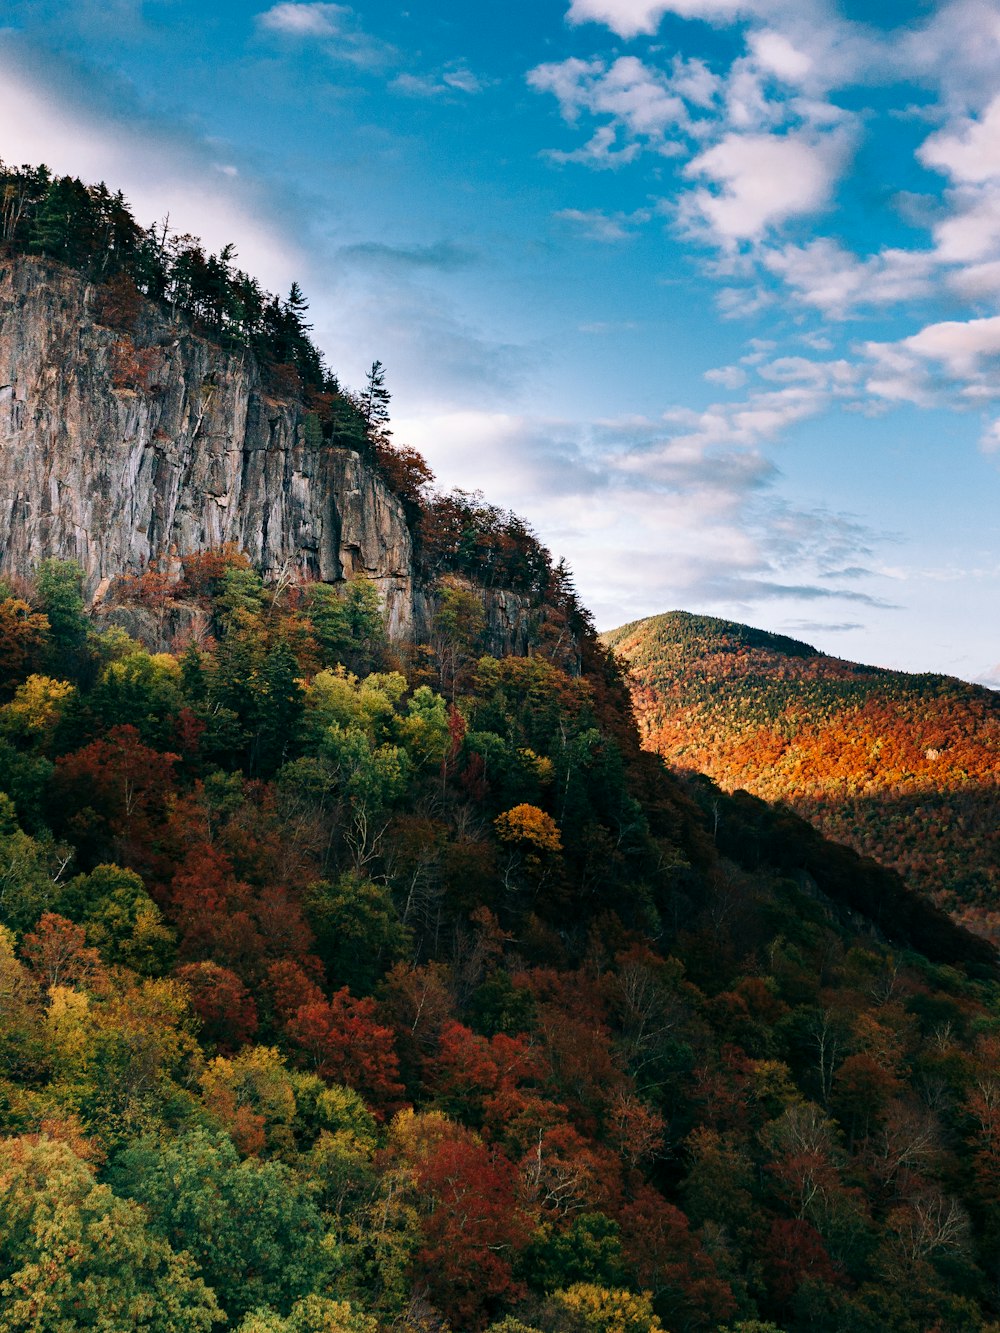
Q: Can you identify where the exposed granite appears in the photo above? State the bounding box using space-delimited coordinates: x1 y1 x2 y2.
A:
0 255 551 657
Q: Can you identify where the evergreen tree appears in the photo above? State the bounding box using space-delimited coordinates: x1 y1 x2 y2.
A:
361 360 391 442
35 558 89 681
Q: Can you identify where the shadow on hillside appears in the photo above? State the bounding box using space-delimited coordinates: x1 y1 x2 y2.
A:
676 771 1000 976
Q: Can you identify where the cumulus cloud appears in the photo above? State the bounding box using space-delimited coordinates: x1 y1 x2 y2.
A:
256 1 394 67
565 0 745 39
904 314 1000 377
862 314 1000 408
936 194 1000 265
902 0 1000 113
920 93 1000 184
258 2 349 37
762 239 937 317
528 56 694 153
755 355 858 387
529 12 857 259
704 364 748 389
747 30 813 85
680 130 848 243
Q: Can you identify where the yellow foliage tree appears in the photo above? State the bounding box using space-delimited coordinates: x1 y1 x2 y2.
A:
494 804 563 855
548 1283 665 1333
1 673 75 738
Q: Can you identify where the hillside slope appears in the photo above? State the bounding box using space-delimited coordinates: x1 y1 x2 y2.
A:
603 611 1000 940
6 165 1000 1333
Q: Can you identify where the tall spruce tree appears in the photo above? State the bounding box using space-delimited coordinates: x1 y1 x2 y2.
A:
361 360 391 442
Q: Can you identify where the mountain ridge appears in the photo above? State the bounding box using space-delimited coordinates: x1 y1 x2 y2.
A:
603 609 1000 940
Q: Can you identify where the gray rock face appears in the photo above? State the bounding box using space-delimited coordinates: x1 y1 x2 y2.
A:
0 256 418 637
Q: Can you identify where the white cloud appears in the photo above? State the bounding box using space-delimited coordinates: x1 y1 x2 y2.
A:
756 355 858 388
565 0 745 39
931 185 1000 263
704 364 748 388
395 397 888 632
980 416 1000 452
441 65 484 94
902 0 1000 114
862 314 1000 407
669 57 721 110
947 257 1000 298
903 313 1000 377
681 130 848 243
748 30 813 85
256 1 393 67
643 376 842 457
545 125 645 168
391 65 485 98
915 87 1000 267
555 206 653 241
258 2 348 37
528 56 692 153
919 93 1000 184
763 238 937 317
860 345 934 408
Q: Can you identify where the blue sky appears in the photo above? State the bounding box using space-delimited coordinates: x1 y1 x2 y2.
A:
1 0 998 684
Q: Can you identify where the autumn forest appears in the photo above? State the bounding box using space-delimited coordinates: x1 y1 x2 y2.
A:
2 168 1000 1333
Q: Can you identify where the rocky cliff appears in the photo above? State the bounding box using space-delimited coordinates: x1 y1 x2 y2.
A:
0 255 429 639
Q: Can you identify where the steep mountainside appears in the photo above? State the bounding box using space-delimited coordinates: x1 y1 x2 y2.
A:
603 611 1000 939
0 254 540 655
0 258 414 619
6 168 1000 1333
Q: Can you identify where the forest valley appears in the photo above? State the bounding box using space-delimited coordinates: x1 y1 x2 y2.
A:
2 166 1000 1333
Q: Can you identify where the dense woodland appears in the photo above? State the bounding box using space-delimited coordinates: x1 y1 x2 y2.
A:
4 169 1000 1333
3 550 1000 1333
604 613 1000 944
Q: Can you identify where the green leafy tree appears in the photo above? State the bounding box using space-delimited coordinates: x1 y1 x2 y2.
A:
0 1135 222 1331
0 795 64 931
110 1127 333 1321
36 559 90 681
305 872 410 994
56 864 175 975
255 640 305 777
527 1212 627 1294
237 1296 378 1333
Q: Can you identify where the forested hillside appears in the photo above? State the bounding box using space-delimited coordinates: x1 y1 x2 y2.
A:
603 612 1000 942
4 169 1000 1333
4 549 1000 1333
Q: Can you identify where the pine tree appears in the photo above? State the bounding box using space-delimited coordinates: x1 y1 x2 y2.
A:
361 360 391 442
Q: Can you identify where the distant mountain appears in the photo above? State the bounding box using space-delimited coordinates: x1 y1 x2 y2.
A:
603 611 1000 940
